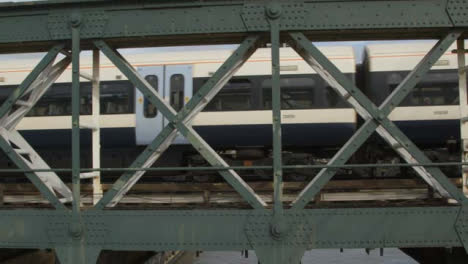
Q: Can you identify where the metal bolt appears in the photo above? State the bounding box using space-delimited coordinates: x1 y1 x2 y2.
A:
70 13 82 28
270 221 287 240
69 222 83 239
266 3 282 19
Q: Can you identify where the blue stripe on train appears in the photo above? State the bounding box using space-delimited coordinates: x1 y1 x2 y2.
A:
193 123 357 147
20 123 357 148
18 119 458 149
393 119 459 147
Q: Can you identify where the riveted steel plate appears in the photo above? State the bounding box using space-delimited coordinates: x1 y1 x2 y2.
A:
447 0 468 26
244 212 314 247
242 2 307 31
0 211 52 249
93 210 250 251
0 207 464 252
303 1 452 29
46 213 109 246
455 205 468 251
0 0 461 49
307 207 461 248
83 214 109 247
48 10 108 39
104 6 246 37
46 214 74 245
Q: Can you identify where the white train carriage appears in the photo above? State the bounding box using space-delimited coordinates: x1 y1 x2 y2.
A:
364 42 466 147
0 46 357 149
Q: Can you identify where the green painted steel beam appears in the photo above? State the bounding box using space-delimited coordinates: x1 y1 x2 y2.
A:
268 4 284 216
71 15 81 214
67 18 87 264
0 0 465 51
0 207 464 251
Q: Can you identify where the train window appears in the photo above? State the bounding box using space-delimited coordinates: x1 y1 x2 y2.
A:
27 83 91 116
0 81 135 117
202 78 253 111
393 82 459 106
170 74 184 112
262 77 315 109
0 86 14 105
100 81 133 115
144 75 158 118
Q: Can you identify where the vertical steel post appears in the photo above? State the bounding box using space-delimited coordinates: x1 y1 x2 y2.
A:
71 14 81 214
458 38 468 197
55 13 87 264
0 184 3 207
267 3 283 215
92 48 102 204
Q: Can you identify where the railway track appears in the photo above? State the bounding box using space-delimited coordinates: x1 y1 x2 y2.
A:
0 178 460 208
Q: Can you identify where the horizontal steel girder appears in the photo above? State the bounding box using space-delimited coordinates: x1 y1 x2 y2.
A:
0 0 466 51
0 207 464 251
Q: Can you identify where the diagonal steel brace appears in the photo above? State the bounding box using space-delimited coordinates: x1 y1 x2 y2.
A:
0 59 55 128
2 57 71 130
93 36 267 209
289 32 464 210
0 57 73 202
0 45 72 210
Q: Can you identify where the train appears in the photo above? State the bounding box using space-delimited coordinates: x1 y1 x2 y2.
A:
0 42 463 182
361 42 462 178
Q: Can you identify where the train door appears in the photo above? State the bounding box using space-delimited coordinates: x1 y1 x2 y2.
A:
164 65 193 144
135 66 164 145
136 65 193 145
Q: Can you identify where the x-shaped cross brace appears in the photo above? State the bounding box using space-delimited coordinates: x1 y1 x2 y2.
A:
93 36 267 209
0 45 72 210
288 32 466 210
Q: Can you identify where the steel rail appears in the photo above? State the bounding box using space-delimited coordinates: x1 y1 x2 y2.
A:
0 162 468 173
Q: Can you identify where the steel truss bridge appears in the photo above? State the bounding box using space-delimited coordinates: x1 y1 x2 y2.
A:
0 0 468 263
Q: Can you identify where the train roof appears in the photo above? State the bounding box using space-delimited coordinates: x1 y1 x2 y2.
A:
365 41 465 72
0 45 356 84
366 41 437 56
114 45 355 65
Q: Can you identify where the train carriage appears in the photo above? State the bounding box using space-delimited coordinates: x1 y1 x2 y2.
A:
0 46 357 149
0 41 465 180
363 42 466 147
0 45 357 181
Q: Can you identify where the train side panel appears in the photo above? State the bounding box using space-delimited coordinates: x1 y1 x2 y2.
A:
364 42 466 147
